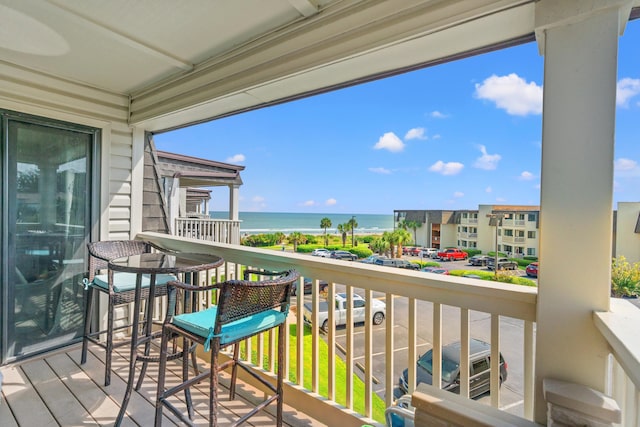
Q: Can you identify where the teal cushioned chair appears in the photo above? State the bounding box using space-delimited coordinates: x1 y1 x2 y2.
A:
154 269 299 427
81 240 176 386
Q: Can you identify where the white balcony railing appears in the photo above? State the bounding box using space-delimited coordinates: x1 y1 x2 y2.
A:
139 232 538 425
594 298 640 427
175 217 241 244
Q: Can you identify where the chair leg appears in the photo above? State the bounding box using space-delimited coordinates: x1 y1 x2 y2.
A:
210 341 220 427
154 328 171 427
81 286 94 365
229 343 240 400
277 324 285 427
104 296 115 386
182 337 194 420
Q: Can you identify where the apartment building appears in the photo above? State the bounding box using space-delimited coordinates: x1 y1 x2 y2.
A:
396 202 640 261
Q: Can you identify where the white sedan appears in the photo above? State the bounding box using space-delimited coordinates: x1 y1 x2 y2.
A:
311 248 331 257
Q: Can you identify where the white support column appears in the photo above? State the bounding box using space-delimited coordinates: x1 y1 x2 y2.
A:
130 128 146 238
534 0 631 423
229 184 240 220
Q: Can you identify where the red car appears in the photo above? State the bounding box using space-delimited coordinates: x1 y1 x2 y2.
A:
526 262 539 277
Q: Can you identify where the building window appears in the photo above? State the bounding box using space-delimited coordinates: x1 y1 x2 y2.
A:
516 213 525 221
527 248 536 256
504 245 513 253
504 229 513 237
516 230 525 237
463 212 468 219
528 231 536 239
528 213 537 221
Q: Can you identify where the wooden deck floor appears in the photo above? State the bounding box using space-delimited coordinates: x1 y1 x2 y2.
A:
0 344 326 426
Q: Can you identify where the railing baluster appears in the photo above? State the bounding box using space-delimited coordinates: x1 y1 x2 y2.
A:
385 293 394 407
296 275 304 386
490 313 500 408
432 302 442 390
327 282 336 401
345 286 354 409
524 319 535 419
408 297 417 393
364 288 373 417
460 308 470 398
311 279 319 393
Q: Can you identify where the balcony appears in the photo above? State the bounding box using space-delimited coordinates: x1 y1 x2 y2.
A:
3 233 638 426
174 217 241 245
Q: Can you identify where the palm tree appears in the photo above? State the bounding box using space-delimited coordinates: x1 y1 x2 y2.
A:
320 217 332 247
382 231 396 258
347 216 358 247
287 231 306 252
405 220 422 245
370 236 390 255
337 223 349 247
392 228 412 258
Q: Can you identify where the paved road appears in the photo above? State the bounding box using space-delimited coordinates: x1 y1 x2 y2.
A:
296 255 537 416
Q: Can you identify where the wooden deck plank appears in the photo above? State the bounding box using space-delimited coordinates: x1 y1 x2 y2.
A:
0 393 19 427
21 358 96 426
0 365 57 426
0 344 326 427
46 351 136 427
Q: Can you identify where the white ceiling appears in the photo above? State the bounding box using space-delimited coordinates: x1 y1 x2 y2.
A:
0 0 636 131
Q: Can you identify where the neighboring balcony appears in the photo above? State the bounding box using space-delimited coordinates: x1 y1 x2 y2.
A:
174 217 241 245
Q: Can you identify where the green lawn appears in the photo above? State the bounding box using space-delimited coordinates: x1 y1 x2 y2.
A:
239 324 387 423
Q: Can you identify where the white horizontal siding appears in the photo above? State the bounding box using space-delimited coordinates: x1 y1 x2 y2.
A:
0 61 135 241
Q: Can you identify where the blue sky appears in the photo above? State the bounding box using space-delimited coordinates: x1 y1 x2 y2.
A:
155 21 640 215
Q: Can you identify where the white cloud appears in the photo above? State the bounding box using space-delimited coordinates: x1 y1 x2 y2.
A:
475 73 543 116
519 171 535 180
615 158 640 177
226 153 246 163
325 198 337 206
453 191 464 198
301 200 316 207
246 195 267 211
373 132 405 152
429 160 464 176
252 196 265 203
432 134 441 140
369 167 391 174
473 145 501 170
534 184 541 189
430 111 449 119
485 186 492 193
617 78 640 107
496 197 507 202
405 127 427 140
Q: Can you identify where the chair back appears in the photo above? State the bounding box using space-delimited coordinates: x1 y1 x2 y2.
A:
87 240 152 280
214 270 299 331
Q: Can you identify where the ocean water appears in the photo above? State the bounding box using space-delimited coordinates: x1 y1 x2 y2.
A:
209 211 394 235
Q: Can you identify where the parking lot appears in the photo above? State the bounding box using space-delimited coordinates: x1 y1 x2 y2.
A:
293 255 536 416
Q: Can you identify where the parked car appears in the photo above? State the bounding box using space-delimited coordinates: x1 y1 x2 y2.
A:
526 262 539 277
329 250 358 261
291 279 329 296
360 254 387 264
303 292 386 330
419 248 438 258
421 267 449 275
468 254 492 266
437 248 469 261
399 338 508 398
374 258 420 270
311 248 331 257
487 257 518 270
402 246 422 256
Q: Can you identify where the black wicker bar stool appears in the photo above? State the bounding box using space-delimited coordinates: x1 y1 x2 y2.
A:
154 269 299 427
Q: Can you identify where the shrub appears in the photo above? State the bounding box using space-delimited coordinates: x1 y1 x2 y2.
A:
304 234 319 245
360 235 375 244
611 256 640 297
464 249 482 257
241 233 281 247
415 261 441 268
514 258 532 268
296 244 341 253
348 246 373 259
523 256 538 261
448 270 536 287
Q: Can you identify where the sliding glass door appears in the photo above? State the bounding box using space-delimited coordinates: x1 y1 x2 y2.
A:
1 111 96 362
